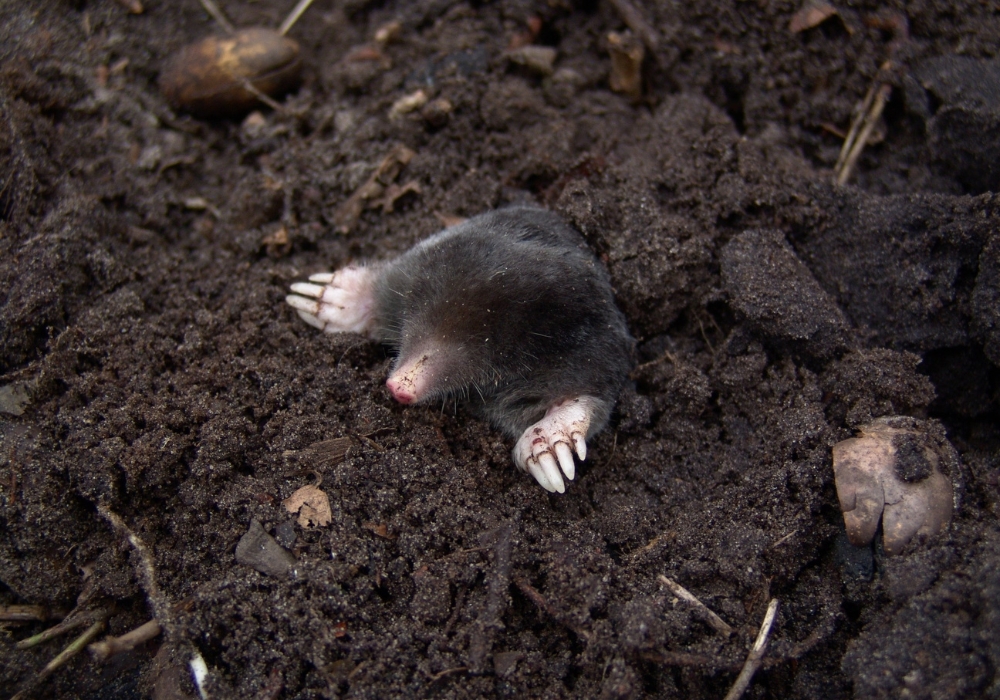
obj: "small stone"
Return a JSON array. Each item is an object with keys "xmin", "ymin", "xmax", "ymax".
[
  {"xmin": 833, "ymin": 417, "xmax": 957, "ymax": 555},
  {"xmin": 274, "ymin": 519, "xmax": 297, "ymax": 549},
  {"xmin": 374, "ymin": 20, "xmax": 402, "ymax": 45},
  {"xmin": 506, "ymin": 45, "xmax": 557, "ymax": 76},
  {"xmin": 421, "ymin": 98, "xmax": 453, "ymax": 128},
  {"xmin": 389, "ymin": 89, "xmax": 428, "ymax": 120},
  {"xmin": 235, "ymin": 519, "xmax": 296, "ymax": 577}
]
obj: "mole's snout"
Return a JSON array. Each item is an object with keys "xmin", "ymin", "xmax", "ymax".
[
  {"xmin": 386, "ymin": 376, "xmax": 417, "ymax": 404},
  {"xmin": 386, "ymin": 351, "xmax": 436, "ymax": 404}
]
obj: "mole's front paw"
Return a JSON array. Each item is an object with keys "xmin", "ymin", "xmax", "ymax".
[
  {"xmin": 513, "ymin": 397, "xmax": 597, "ymax": 494},
  {"xmin": 286, "ymin": 266, "xmax": 377, "ymax": 336}
]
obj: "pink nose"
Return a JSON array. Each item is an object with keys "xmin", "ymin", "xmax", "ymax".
[{"xmin": 386, "ymin": 377, "xmax": 416, "ymax": 404}]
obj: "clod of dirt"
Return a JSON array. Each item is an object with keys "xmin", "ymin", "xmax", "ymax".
[
  {"xmin": 832, "ymin": 416, "xmax": 957, "ymax": 555},
  {"xmin": 721, "ymin": 229, "xmax": 850, "ymax": 359},
  {"xmin": 283, "ymin": 484, "xmax": 332, "ymax": 527},
  {"xmin": 909, "ymin": 56, "xmax": 1000, "ymax": 193},
  {"xmin": 972, "ymin": 234, "xmax": 1000, "ymax": 367},
  {"xmin": 159, "ymin": 28, "xmax": 302, "ymax": 118},
  {"xmin": 791, "ymin": 191, "xmax": 992, "ymax": 354},
  {"xmin": 234, "ymin": 519, "xmax": 296, "ymax": 577}
]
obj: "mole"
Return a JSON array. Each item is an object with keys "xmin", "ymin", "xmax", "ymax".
[{"xmin": 285, "ymin": 206, "xmax": 634, "ymax": 493}]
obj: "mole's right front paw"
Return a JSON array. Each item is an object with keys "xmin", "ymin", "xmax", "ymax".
[
  {"xmin": 513, "ymin": 397, "xmax": 597, "ymax": 494},
  {"xmin": 286, "ymin": 266, "xmax": 377, "ymax": 336}
]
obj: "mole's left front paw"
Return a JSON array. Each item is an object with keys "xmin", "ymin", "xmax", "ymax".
[
  {"xmin": 513, "ymin": 397, "xmax": 597, "ymax": 493},
  {"xmin": 286, "ymin": 266, "xmax": 377, "ymax": 336}
]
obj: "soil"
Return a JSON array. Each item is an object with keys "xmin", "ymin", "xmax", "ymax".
[{"xmin": 1, "ymin": 1, "xmax": 999, "ymax": 698}]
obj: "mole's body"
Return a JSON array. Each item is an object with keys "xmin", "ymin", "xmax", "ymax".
[{"xmin": 286, "ymin": 207, "xmax": 634, "ymax": 493}]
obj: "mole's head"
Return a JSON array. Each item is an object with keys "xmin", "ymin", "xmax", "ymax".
[
  {"xmin": 384, "ymin": 328, "xmax": 482, "ymax": 406},
  {"xmin": 383, "ymin": 302, "xmax": 512, "ymax": 405}
]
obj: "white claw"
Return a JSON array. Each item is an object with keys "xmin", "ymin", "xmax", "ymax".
[
  {"xmin": 538, "ymin": 452, "xmax": 566, "ymax": 493},
  {"xmin": 574, "ymin": 434, "xmax": 587, "ymax": 461},
  {"xmin": 308, "ymin": 272, "xmax": 336, "ymax": 283},
  {"xmin": 297, "ymin": 310, "xmax": 325, "ymax": 329},
  {"xmin": 555, "ymin": 442, "xmax": 576, "ymax": 481},
  {"xmin": 286, "ymin": 294, "xmax": 319, "ymax": 315},
  {"xmin": 289, "ymin": 281, "xmax": 326, "ymax": 298},
  {"xmin": 527, "ymin": 460, "xmax": 556, "ymax": 492}
]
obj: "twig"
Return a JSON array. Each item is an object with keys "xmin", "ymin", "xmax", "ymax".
[
  {"xmin": 278, "ymin": 0, "xmax": 318, "ymax": 36},
  {"xmin": 0, "ymin": 605, "xmax": 64, "ymax": 623},
  {"xmin": 15, "ymin": 611, "xmax": 99, "ymax": 649},
  {"xmin": 639, "ymin": 650, "xmax": 741, "ymax": 671},
  {"xmin": 11, "ymin": 617, "xmax": 108, "ymax": 700},
  {"xmin": 769, "ymin": 529, "xmax": 799, "ymax": 549},
  {"xmin": 197, "ymin": 0, "xmax": 235, "ymax": 34},
  {"xmin": 427, "ymin": 666, "xmax": 468, "ymax": 682},
  {"xmin": 633, "ymin": 348, "xmax": 677, "ymax": 374},
  {"xmin": 723, "ymin": 598, "xmax": 780, "ymax": 700},
  {"xmin": 658, "ymin": 575, "xmax": 733, "ymax": 637},
  {"xmin": 235, "ymin": 75, "xmax": 286, "ymax": 112},
  {"xmin": 833, "ymin": 68, "xmax": 891, "ymax": 186},
  {"xmin": 89, "ymin": 619, "xmax": 163, "ymax": 662},
  {"xmin": 607, "ymin": 0, "xmax": 661, "ymax": 55},
  {"xmin": 512, "ymin": 575, "xmax": 593, "ymax": 642},
  {"xmin": 97, "ymin": 505, "xmax": 172, "ymax": 627}
]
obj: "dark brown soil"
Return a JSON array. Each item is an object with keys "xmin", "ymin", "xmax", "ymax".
[{"xmin": 2, "ymin": 1, "xmax": 999, "ymax": 698}]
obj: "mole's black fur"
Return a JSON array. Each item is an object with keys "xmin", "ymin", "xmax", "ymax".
[{"xmin": 370, "ymin": 206, "xmax": 634, "ymax": 438}]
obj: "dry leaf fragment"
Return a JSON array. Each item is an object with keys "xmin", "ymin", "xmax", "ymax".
[
  {"xmin": 261, "ymin": 225, "xmax": 291, "ymax": 259},
  {"xmin": 333, "ymin": 145, "xmax": 417, "ymax": 233},
  {"xmin": 789, "ymin": 1, "xmax": 840, "ymax": 33},
  {"xmin": 374, "ymin": 180, "xmax": 421, "ymax": 214},
  {"xmin": 300, "ymin": 437, "xmax": 352, "ymax": 469},
  {"xmin": 362, "ymin": 522, "xmax": 395, "ymax": 539},
  {"xmin": 283, "ymin": 485, "xmax": 332, "ymax": 527}
]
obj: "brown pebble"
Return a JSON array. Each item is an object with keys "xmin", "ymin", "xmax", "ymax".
[
  {"xmin": 421, "ymin": 97, "xmax": 453, "ymax": 128},
  {"xmin": 159, "ymin": 28, "xmax": 302, "ymax": 118}
]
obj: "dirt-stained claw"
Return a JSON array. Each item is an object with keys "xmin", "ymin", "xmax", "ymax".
[
  {"xmin": 832, "ymin": 416, "xmax": 958, "ymax": 555},
  {"xmin": 538, "ymin": 452, "xmax": 566, "ymax": 493},
  {"xmin": 286, "ymin": 294, "xmax": 319, "ymax": 315},
  {"xmin": 289, "ymin": 281, "xmax": 325, "ymax": 298},
  {"xmin": 555, "ymin": 442, "xmax": 576, "ymax": 481},
  {"xmin": 526, "ymin": 459, "xmax": 555, "ymax": 492},
  {"xmin": 308, "ymin": 272, "xmax": 335, "ymax": 284}
]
